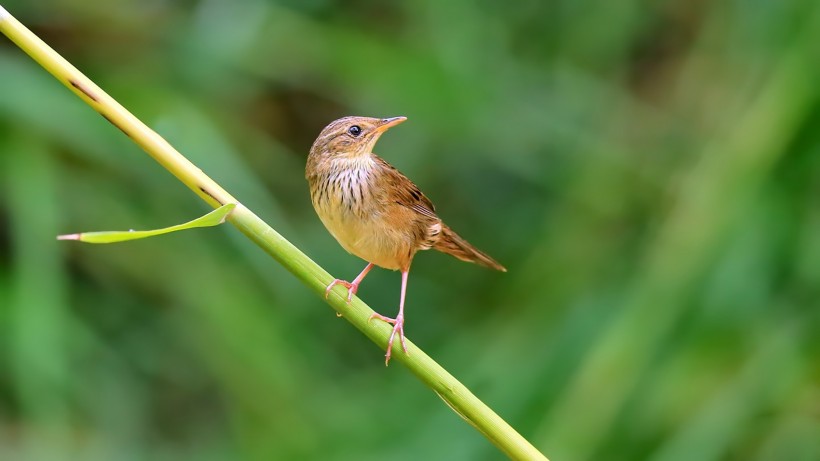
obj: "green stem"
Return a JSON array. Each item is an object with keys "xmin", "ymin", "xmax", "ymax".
[{"xmin": 0, "ymin": 6, "xmax": 548, "ymax": 460}]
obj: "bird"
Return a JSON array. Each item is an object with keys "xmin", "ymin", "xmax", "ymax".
[{"xmin": 306, "ymin": 116, "xmax": 506, "ymax": 365}]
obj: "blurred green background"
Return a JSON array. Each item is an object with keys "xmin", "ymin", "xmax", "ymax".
[{"xmin": 1, "ymin": 1, "xmax": 819, "ymax": 460}]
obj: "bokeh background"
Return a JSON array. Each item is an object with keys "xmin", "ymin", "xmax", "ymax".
[{"xmin": 1, "ymin": 1, "xmax": 819, "ymax": 460}]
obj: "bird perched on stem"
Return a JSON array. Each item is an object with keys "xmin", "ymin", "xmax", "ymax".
[{"xmin": 306, "ymin": 116, "xmax": 506, "ymax": 365}]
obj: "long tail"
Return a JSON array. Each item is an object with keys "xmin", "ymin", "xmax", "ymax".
[{"xmin": 433, "ymin": 225, "xmax": 507, "ymax": 272}]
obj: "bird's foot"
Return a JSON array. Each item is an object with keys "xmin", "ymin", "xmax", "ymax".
[
  {"xmin": 368, "ymin": 312, "xmax": 407, "ymax": 365},
  {"xmin": 325, "ymin": 279, "xmax": 359, "ymax": 302}
]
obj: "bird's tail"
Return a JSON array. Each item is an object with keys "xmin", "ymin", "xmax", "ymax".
[{"xmin": 434, "ymin": 225, "xmax": 507, "ymax": 272}]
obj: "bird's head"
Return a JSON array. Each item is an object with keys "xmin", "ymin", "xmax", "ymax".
[{"xmin": 310, "ymin": 116, "xmax": 407, "ymax": 159}]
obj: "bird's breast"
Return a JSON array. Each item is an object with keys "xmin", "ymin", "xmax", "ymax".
[{"xmin": 310, "ymin": 163, "xmax": 413, "ymax": 270}]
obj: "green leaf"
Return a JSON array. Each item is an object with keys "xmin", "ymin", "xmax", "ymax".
[{"xmin": 57, "ymin": 203, "xmax": 236, "ymax": 243}]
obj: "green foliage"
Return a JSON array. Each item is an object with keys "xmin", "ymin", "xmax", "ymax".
[
  {"xmin": 1, "ymin": 1, "xmax": 819, "ymax": 460},
  {"xmin": 58, "ymin": 204, "xmax": 236, "ymax": 243}
]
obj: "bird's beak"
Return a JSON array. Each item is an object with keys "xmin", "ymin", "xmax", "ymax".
[{"xmin": 375, "ymin": 116, "xmax": 407, "ymax": 133}]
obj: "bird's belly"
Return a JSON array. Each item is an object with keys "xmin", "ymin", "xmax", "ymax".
[{"xmin": 318, "ymin": 209, "xmax": 409, "ymax": 271}]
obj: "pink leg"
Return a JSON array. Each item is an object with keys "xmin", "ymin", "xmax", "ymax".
[
  {"xmin": 369, "ymin": 269, "xmax": 409, "ymax": 365},
  {"xmin": 325, "ymin": 263, "xmax": 374, "ymax": 302}
]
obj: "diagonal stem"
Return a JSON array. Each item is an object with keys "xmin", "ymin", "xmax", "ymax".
[{"xmin": 0, "ymin": 6, "xmax": 548, "ymax": 460}]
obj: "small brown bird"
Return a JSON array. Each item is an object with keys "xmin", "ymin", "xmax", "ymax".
[{"xmin": 306, "ymin": 116, "xmax": 506, "ymax": 364}]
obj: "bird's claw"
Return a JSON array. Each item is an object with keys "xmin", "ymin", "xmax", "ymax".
[
  {"xmin": 369, "ymin": 313, "xmax": 407, "ymax": 365},
  {"xmin": 325, "ymin": 279, "xmax": 357, "ymax": 302}
]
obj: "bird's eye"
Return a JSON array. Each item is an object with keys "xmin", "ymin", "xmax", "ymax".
[{"xmin": 348, "ymin": 125, "xmax": 362, "ymax": 137}]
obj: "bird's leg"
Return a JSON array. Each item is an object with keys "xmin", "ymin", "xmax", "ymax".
[
  {"xmin": 369, "ymin": 269, "xmax": 409, "ymax": 365},
  {"xmin": 325, "ymin": 263, "xmax": 374, "ymax": 302}
]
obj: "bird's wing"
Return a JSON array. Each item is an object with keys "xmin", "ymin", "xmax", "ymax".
[{"xmin": 372, "ymin": 155, "xmax": 438, "ymax": 219}]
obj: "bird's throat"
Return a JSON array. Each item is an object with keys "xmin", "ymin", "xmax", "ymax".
[{"xmin": 311, "ymin": 154, "xmax": 378, "ymax": 219}]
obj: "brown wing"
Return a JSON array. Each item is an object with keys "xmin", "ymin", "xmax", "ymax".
[
  {"xmin": 369, "ymin": 154, "xmax": 505, "ymax": 270},
  {"xmin": 372, "ymin": 155, "xmax": 438, "ymax": 220},
  {"xmin": 372, "ymin": 154, "xmax": 444, "ymax": 251}
]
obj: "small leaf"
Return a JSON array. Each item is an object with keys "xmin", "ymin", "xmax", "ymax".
[{"xmin": 58, "ymin": 203, "xmax": 236, "ymax": 243}]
